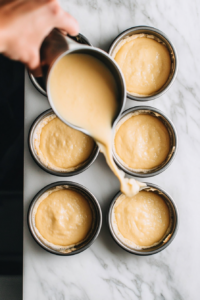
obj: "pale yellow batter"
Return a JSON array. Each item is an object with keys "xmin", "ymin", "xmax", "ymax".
[
  {"xmin": 49, "ymin": 53, "xmax": 145, "ymax": 197},
  {"xmin": 114, "ymin": 114, "xmax": 170, "ymax": 170},
  {"xmin": 114, "ymin": 34, "xmax": 171, "ymax": 95},
  {"xmin": 35, "ymin": 115, "xmax": 94, "ymax": 171},
  {"xmin": 113, "ymin": 191, "xmax": 170, "ymax": 247},
  {"xmin": 35, "ymin": 189, "xmax": 93, "ymax": 246}
]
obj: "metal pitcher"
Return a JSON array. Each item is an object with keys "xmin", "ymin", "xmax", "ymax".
[{"xmin": 32, "ymin": 29, "xmax": 126, "ymax": 136}]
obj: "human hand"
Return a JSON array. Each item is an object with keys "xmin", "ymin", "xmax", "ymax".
[{"xmin": 0, "ymin": 0, "xmax": 79, "ymax": 69}]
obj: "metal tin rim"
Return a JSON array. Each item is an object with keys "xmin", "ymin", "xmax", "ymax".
[
  {"xmin": 28, "ymin": 33, "xmax": 93, "ymax": 96},
  {"xmin": 28, "ymin": 109, "xmax": 99, "ymax": 176},
  {"xmin": 46, "ymin": 46, "xmax": 126, "ymax": 135},
  {"xmin": 108, "ymin": 183, "xmax": 179, "ymax": 256},
  {"xmin": 113, "ymin": 106, "xmax": 178, "ymax": 178},
  {"xmin": 108, "ymin": 25, "xmax": 179, "ymax": 101},
  {"xmin": 28, "ymin": 71, "xmax": 47, "ymax": 96},
  {"xmin": 28, "ymin": 181, "xmax": 102, "ymax": 256}
]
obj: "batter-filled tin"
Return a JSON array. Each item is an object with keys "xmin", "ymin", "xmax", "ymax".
[
  {"xmin": 28, "ymin": 181, "xmax": 102, "ymax": 255},
  {"xmin": 108, "ymin": 183, "xmax": 178, "ymax": 256},
  {"xmin": 28, "ymin": 109, "xmax": 99, "ymax": 176},
  {"xmin": 113, "ymin": 106, "xmax": 178, "ymax": 178},
  {"xmin": 109, "ymin": 26, "xmax": 178, "ymax": 101}
]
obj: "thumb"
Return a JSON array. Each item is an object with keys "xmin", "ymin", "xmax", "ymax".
[
  {"xmin": 55, "ymin": 11, "xmax": 79, "ymax": 36},
  {"xmin": 27, "ymin": 48, "xmax": 40, "ymax": 70}
]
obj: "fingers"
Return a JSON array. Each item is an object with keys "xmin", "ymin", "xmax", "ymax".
[
  {"xmin": 14, "ymin": 47, "xmax": 40, "ymax": 69},
  {"xmin": 57, "ymin": 11, "xmax": 79, "ymax": 36},
  {"xmin": 33, "ymin": 1, "xmax": 79, "ymax": 43},
  {"xmin": 50, "ymin": 3, "xmax": 79, "ymax": 36},
  {"xmin": 0, "ymin": 0, "xmax": 79, "ymax": 67},
  {"xmin": 5, "ymin": 48, "xmax": 40, "ymax": 69}
]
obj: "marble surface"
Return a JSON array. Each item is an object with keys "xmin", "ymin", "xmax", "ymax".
[{"xmin": 23, "ymin": 0, "xmax": 200, "ymax": 299}]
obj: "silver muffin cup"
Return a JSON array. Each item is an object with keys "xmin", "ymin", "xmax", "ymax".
[
  {"xmin": 109, "ymin": 26, "xmax": 178, "ymax": 101},
  {"xmin": 28, "ymin": 33, "xmax": 92, "ymax": 96},
  {"xmin": 108, "ymin": 183, "xmax": 179, "ymax": 256},
  {"xmin": 29, "ymin": 109, "xmax": 99, "ymax": 176},
  {"xmin": 113, "ymin": 106, "xmax": 178, "ymax": 178},
  {"xmin": 28, "ymin": 181, "xmax": 102, "ymax": 255}
]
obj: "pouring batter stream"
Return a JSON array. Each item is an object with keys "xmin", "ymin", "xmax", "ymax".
[{"xmin": 49, "ymin": 53, "xmax": 145, "ymax": 197}]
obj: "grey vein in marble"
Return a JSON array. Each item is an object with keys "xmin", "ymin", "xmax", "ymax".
[{"xmin": 24, "ymin": 0, "xmax": 200, "ymax": 299}]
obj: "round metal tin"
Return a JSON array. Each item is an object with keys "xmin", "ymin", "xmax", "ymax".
[
  {"xmin": 28, "ymin": 109, "xmax": 99, "ymax": 176},
  {"xmin": 108, "ymin": 183, "xmax": 179, "ymax": 256},
  {"xmin": 113, "ymin": 106, "xmax": 178, "ymax": 178},
  {"xmin": 108, "ymin": 26, "xmax": 178, "ymax": 101},
  {"xmin": 28, "ymin": 181, "xmax": 102, "ymax": 255}
]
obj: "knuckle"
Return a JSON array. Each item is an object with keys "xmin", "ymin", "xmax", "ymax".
[
  {"xmin": 49, "ymin": 1, "xmax": 61, "ymax": 16},
  {"xmin": 19, "ymin": 50, "xmax": 32, "ymax": 65},
  {"xmin": 18, "ymin": 49, "xmax": 28, "ymax": 61}
]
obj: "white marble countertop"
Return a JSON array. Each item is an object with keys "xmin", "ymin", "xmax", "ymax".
[{"xmin": 23, "ymin": 0, "xmax": 200, "ymax": 299}]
